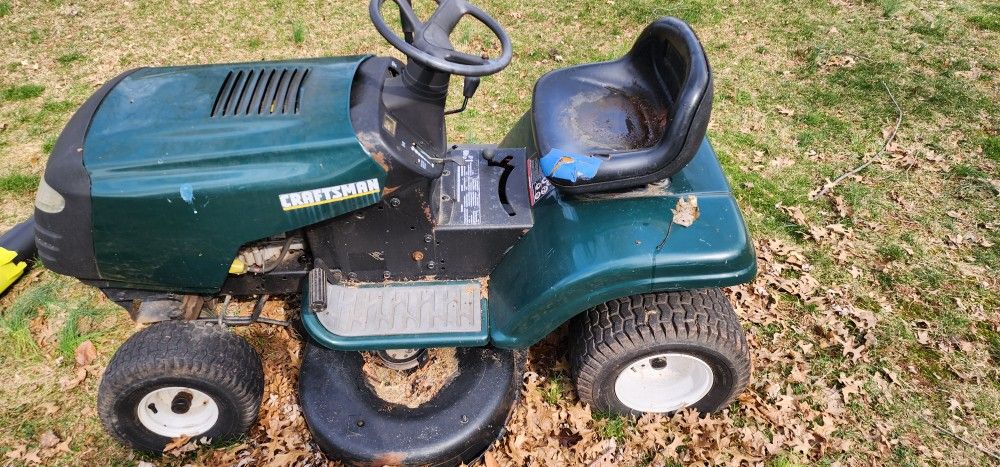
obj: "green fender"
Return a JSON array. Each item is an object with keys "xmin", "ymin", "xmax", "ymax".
[{"xmin": 487, "ymin": 139, "xmax": 756, "ymax": 348}]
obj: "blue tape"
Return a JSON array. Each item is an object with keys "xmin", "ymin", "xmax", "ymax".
[{"xmin": 539, "ymin": 149, "xmax": 602, "ymax": 183}]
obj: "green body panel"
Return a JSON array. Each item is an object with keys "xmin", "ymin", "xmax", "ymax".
[
  {"xmin": 488, "ymin": 139, "xmax": 756, "ymax": 348},
  {"xmin": 84, "ymin": 56, "xmax": 383, "ymax": 292},
  {"xmin": 298, "ymin": 138, "xmax": 755, "ymax": 351}
]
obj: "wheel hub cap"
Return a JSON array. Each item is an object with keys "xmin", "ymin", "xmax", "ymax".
[
  {"xmin": 137, "ymin": 387, "xmax": 219, "ymax": 438},
  {"xmin": 613, "ymin": 353, "xmax": 714, "ymax": 413}
]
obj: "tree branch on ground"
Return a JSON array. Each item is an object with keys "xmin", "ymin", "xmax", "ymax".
[
  {"xmin": 923, "ymin": 416, "xmax": 1000, "ymax": 462},
  {"xmin": 811, "ymin": 81, "xmax": 902, "ymax": 199}
]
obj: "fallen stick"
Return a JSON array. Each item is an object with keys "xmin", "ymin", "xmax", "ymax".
[
  {"xmin": 812, "ymin": 81, "xmax": 902, "ymax": 199},
  {"xmin": 922, "ymin": 416, "xmax": 1000, "ymax": 462}
]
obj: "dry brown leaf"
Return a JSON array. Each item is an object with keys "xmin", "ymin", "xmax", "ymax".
[
  {"xmin": 74, "ymin": 340, "xmax": 97, "ymax": 367},
  {"xmin": 824, "ymin": 54, "xmax": 856, "ymax": 69},
  {"xmin": 483, "ymin": 451, "xmax": 500, "ymax": 467},
  {"xmin": 916, "ymin": 330, "xmax": 931, "ymax": 345},
  {"xmin": 778, "ymin": 203, "xmax": 809, "ymax": 227},
  {"xmin": 39, "ymin": 402, "xmax": 59, "ymax": 416},
  {"xmin": 838, "ymin": 374, "xmax": 864, "ymax": 404},
  {"xmin": 361, "ymin": 348, "xmax": 457, "ymax": 408},
  {"xmin": 22, "ymin": 450, "xmax": 43, "ymax": 464},
  {"xmin": 59, "ymin": 367, "xmax": 87, "ymax": 391},
  {"xmin": 671, "ymin": 195, "xmax": 699, "ymax": 227},
  {"xmin": 39, "ymin": 431, "xmax": 60, "ymax": 450},
  {"xmin": 770, "ymin": 157, "xmax": 795, "ymax": 168},
  {"xmin": 829, "ymin": 194, "xmax": 852, "ymax": 218},
  {"xmin": 163, "ymin": 435, "xmax": 192, "ymax": 454},
  {"xmin": 54, "ymin": 437, "xmax": 72, "ymax": 454},
  {"xmin": 4, "ymin": 446, "xmax": 26, "ymax": 462},
  {"xmin": 988, "ymin": 179, "xmax": 1000, "ymax": 195}
]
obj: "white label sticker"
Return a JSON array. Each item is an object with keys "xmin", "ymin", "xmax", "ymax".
[
  {"xmin": 456, "ymin": 151, "xmax": 481, "ymax": 225},
  {"xmin": 278, "ymin": 178, "xmax": 380, "ymax": 211}
]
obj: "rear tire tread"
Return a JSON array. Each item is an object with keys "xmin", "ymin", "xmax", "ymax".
[{"xmin": 570, "ymin": 288, "xmax": 750, "ymax": 414}]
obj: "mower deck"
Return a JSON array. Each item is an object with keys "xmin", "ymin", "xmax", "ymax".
[{"xmin": 299, "ymin": 342, "xmax": 519, "ymax": 466}]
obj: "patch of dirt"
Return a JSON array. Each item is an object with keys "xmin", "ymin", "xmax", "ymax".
[{"xmin": 361, "ymin": 348, "xmax": 459, "ymax": 408}]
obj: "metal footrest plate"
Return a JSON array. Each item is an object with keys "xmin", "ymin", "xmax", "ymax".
[{"xmin": 313, "ymin": 280, "xmax": 484, "ymax": 337}]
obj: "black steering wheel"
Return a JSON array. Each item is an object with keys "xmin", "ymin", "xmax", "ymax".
[{"xmin": 369, "ymin": 0, "xmax": 513, "ymax": 77}]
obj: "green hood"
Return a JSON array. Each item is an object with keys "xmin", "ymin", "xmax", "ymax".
[{"xmin": 83, "ymin": 55, "xmax": 384, "ymax": 292}]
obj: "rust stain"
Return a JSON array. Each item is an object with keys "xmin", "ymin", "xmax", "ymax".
[
  {"xmin": 383, "ymin": 185, "xmax": 399, "ymax": 196},
  {"xmin": 566, "ymin": 89, "xmax": 668, "ymax": 152},
  {"xmin": 370, "ymin": 452, "xmax": 407, "ymax": 466},
  {"xmin": 371, "ymin": 151, "xmax": 391, "ymax": 172},
  {"xmin": 421, "ymin": 200, "xmax": 433, "ymax": 224}
]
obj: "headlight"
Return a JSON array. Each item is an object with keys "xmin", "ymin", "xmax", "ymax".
[{"xmin": 34, "ymin": 177, "xmax": 66, "ymax": 213}]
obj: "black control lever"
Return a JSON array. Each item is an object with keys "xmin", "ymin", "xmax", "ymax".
[{"xmin": 444, "ymin": 76, "xmax": 481, "ymax": 115}]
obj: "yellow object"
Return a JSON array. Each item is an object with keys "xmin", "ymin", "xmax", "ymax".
[
  {"xmin": 229, "ymin": 258, "xmax": 248, "ymax": 275},
  {"xmin": 0, "ymin": 248, "xmax": 27, "ymax": 294}
]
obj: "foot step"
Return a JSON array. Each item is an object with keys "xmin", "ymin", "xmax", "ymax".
[{"xmin": 302, "ymin": 279, "xmax": 487, "ymax": 350}]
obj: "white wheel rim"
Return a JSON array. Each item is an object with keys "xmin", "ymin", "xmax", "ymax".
[
  {"xmin": 613, "ymin": 353, "xmax": 714, "ymax": 413},
  {"xmin": 136, "ymin": 387, "xmax": 219, "ymax": 438}
]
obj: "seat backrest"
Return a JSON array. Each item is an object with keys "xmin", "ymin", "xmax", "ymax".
[{"xmin": 536, "ymin": 17, "xmax": 713, "ymax": 194}]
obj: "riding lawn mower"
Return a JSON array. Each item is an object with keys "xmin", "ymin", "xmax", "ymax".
[{"xmin": 2, "ymin": 0, "xmax": 756, "ymax": 464}]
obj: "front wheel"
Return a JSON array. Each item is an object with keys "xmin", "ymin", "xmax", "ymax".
[
  {"xmin": 569, "ymin": 289, "xmax": 750, "ymax": 416},
  {"xmin": 97, "ymin": 321, "xmax": 264, "ymax": 453}
]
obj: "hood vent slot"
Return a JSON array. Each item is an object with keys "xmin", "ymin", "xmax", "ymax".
[{"xmin": 211, "ymin": 67, "xmax": 310, "ymax": 117}]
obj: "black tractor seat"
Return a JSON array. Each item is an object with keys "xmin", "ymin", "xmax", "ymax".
[{"xmin": 531, "ymin": 17, "xmax": 713, "ymax": 194}]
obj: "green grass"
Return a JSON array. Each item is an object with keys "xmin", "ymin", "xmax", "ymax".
[
  {"xmin": 0, "ymin": 173, "xmax": 40, "ymax": 194},
  {"xmin": 878, "ymin": 0, "xmax": 901, "ymax": 18},
  {"xmin": 797, "ymin": 111, "xmax": 850, "ymax": 148},
  {"xmin": 910, "ymin": 20, "xmax": 948, "ymax": 40},
  {"xmin": 0, "ymin": 2, "xmax": 10, "ymax": 17},
  {"xmin": 950, "ymin": 164, "xmax": 987, "ymax": 179},
  {"xmin": 968, "ymin": 6, "xmax": 1000, "ymax": 32},
  {"xmin": 539, "ymin": 373, "xmax": 568, "ymax": 405},
  {"xmin": 41, "ymin": 137, "xmax": 56, "ymax": 154},
  {"xmin": 56, "ymin": 303, "xmax": 115, "ymax": 361},
  {"xmin": 0, "ymin": 282, "xmax": 58, "ymax": 355},
  {"xmin": 978, "ymin": 322, "xmax": 1000, "ymax": 367},
  {"xmin": 983, "ymin": 136, "xmax": 1000, "ymax": 161},
  {"xmin": 876, "ymin": 243, "xmax": 907, "ymax": 262},
  {"xmin": 769, "ymin": 454, "xmax": 806, "ymax": 467},
  {"xmin": 612, "ymin": 0, "xmax": 722, "ymax": 25},
  {"xmin": 42, "ymin": 100, "xmax": 76, "ymax": 113},
  {"xmin": 594, "ymin": 412, "xmax": 634, "ymax": 443},
  {"xmin": 292, "ymin": 21, "xmax": 306, "ymax": 44},
  {"xmin": 56, "ymin": 51, "xmax": 85, "ymax": 65},
  {"xmin": 1, "ymin": 84, "xmax": 44, "ymax": 101}
]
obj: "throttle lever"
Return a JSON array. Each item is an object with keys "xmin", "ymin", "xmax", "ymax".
[{"xmin": 444, "ymin": 76, "xmax": 481, "ymax": 115}]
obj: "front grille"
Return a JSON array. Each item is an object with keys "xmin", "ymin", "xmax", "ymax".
[
  {"xmin": 211, "ymin": 67, "xmax": 310, "ymax": 117},
  {"xmin": 34, "ymin": 222, "xmax": 63, "ymax": 264}
]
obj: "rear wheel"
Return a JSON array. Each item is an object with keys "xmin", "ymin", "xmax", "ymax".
[
  {"xmin": 97, "ymin": 321, "xmax": 264, "ymax": 453},
  {"xmin": 569, "ymin": 288, "xmax": 750, "ymax": 416}
]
